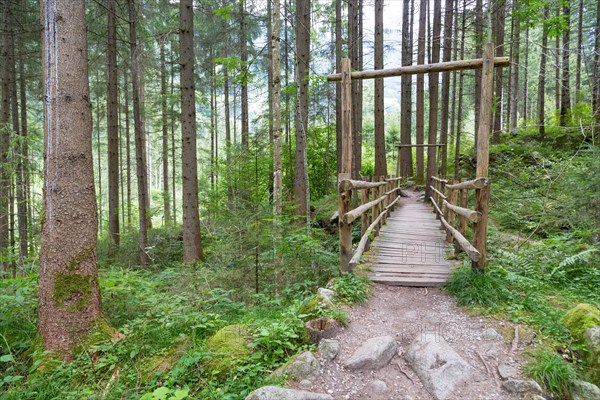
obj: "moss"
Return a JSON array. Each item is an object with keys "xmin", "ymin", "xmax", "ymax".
[
  {"xmin": 66, "ymin": 244, "xmax": 95, "ymax": 271},
  {"xmin": 206, "ymin": 324, "xmax": 251, "ymax": 377},
  {"xmin": 53, "ymin": 272, "xmax": 93, "ymax": 312},
  {"xmin": 298, "ymin": 296, "xmax": 334, "ymax": 321},
  {"xmin": 561, "ymin": 303, "xmax": 600, "ymax": 342},
  {"xmin": 74, "ymin": 317, "xmax": 115, "ymax": 353}
]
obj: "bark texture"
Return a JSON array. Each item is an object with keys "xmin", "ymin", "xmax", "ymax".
[
  {"xmin": 38, "ymin": 0, "xmax": 103, "ymax": 357},
  {"xmin": 107, "ymin": 0, "xmax": 120, "ymax": 249},
  {"xmin": 373, "ymin": 0, "xmax": 386, "ymax": 177}
]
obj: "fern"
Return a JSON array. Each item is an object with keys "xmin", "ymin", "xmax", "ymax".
[
  {"xmin": 496, "ymin": 249, "xmax": 537, "ymax": 277},
  {"xmin": 549, "ymin": 248, "xmax": 598, "ymax": 279}
]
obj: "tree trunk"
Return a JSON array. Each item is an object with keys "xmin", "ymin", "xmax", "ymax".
[
  {"xmin": 575, "ymin": 0, "xmax": 583, "ymax": 95},
  {"xmin": 594, "ymin": 0, "xmax": 600, "ymax": 130},
  {"xmin": 373, "ymin": 0, "xmax": 386, "ymax": 177},
  {"xmin": 426, "ymin": 0, "xmax": 441, "ymax": 199},
  {"xmin": 349, "ymin": 0, "xmax": 361, "ymax": 178},
  {"xmin": 107, "ymin": 0, "xmax": 120, "ymax": 250},
  {"xmin": 454, "ymin": 0, "xmax": 466, "ymax": 181},
  {"xmin": 17, "ymin": 32, "xmax": 28, "ymax": 261},
  {"xmin": 492, "ymin": 0, "xmax": 506, "ymax": 143},
  {"xmin": 439, "ymin": 0, "xmax": 453, "ymax": 178},
  {"xmin": 224, "ymin": 54, "xmax": 232, "ymax": 203},
  {"xmin": 124, "ymin": 70, "xmax": 132, "ymax": 227},
  {"xmin": 509, "ymin": 2, "xmax": 520, "ymax": 133},
  {"xmin": 400, "ymin": 0, "xmax": 413, "ymax": 178},
  {"xmin": 335, "ymin": 0, "xmax": 342, "ymax": 175},
  {"xmin": 473, "ymin": 0, "xmax": 483, "ymax": 139},
  {"xmin": 159, "ymin": 34, "xmax": 171, "ymax": 226},
  {"xmin": 272, "ymin": 0, "xmax": 282, "ymax": 215},
  {"xmin": 240, "ymin": 0, "xmax": 249, "ymax": 149},
  {"xmin": 559, "ymin": 0, "xmax": 571, "ymax": 126},
  {"xmin": 180, "ymin": 0, "xmax": 202, "ymax": 263},
  {"xmin": 538, "ymin": 6, "xmax": 549, "ymax": 138},
  {"xmin": 0, "ymin": 0, "xmax": 11, "ymax": 273},
  {"xmin": 416, "ymin": 0, "xmax": 426, "ymax": 184},
  {"xmin": 128, "ymin": 0, "xmax": 149, "ymax": 266},
  {"xmin": 38, "ymin": 0, "xmax": 103, "ymax": 358},
  {"xmin": 555, "ymin": 7, "xmax": 560, "ymax": 112},
  {"xmin": 522, "ymin": 24, "xmax": 529, "ymax": 123}
]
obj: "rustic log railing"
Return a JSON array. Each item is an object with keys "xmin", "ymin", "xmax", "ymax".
[
  {"xmin": 429, "ymin": 176, "xmax": 490, "ymax": 266},
  {"xmin": 339, "ymin": 175, "xmax": 403, "ymax": 271}
]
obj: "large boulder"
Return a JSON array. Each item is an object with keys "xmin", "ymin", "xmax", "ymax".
[
  {"xmin": 561, "ymin": 304, "xmax": 600, "ymax": 342},
  {"xmin": 272, "ymin": 351, "xmax": 320, "ymax": 381},
  {"xmin": 344, "ymin": 336, "xmax": 397, "ymax": 371},
  {"xmin": 245, "ymin": 386, "xmax": 333, "ymax": 400},
  {"xmin": 584, "ymin": 328, "xmax": 600, "ymax": 385},
  {"xmin": 406, "ymin": 335, "xmax": 474, "ymax": 400},
  {"xmin": 206, "ymin": 324, "xmax": 251, "ymax": 376},
  {"xmin": 501, "ymin": 379, "xmax": 543, "ymax": 395},
  {"xmin": 570, "ymin": 380, "xmax": 600, "ymax": 400}
]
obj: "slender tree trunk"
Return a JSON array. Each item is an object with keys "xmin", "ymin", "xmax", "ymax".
[
  {"xmin": 473, "ymin": 0, "xmax": 483, "ymax": 138},
  {"xmin": 128, "ymin": 0, "xmax": 149, "ymax": 266},
  {"xmin": 492, "ymin": 0, "xmax": 506, "ymax": 143},
  {"xmin": 159, "ymin": 35, "xmax": 171, "ymax": 226},
  {"xmin": 335, "ymin": 0, "xmax": 342, "ymax": 175},
  {"xmin": 294, "ymin": 0, "xmax": 310, "ymax": 216},
  {"xmin": 17, "ymin": 32, "xmax": 28, "ymax": 261},
  {"xmin": 559, "ymin": 0, "xmax": 571, "ymax": 126},
  {"xmin": 449, "ymin": 0, "xmax": 459, "ymax": 148},
  {"xmin": 522, "ymin": 24, "xmax": 529, "ymax": 123},
  {"xmin": 594, "ymin": 0, "xmax": 600, "ymax": 130},
  {"xmin": 400, "ymin": 0, "xmax": 413, "ymax": 178},
  {"xmin": 349, "ymin": 0, "xmax": 360, "ymax": 178},
  {"xmin": 509, "ymin": 2, "xmax": 520, "ymax": 133},
  {"xmin": 454, "ymin": 0, "xmax": 466, "ymax": 181},
  {"xmin": 224, "ymin": 55, "xmax": 232, "ymax": 203},
  {"xmin": 210, "ymin": 52, "xmax": 215, "ymax": 191},
  {"xmin": 124, "ymin": 70, "xmax": 132, "ymax": 227},
  {"xmin": 240, "ymin": 0, "xmax": 249, "ymax": 149},
  {"xmin": 439, "ymin": 0, "xmax": 453, "ymax": 178},
  {"xmin": 0, "ymin": 0, "xmax": 11, "ymax": 273},
  {"xmin": 538, "ymin": 6, "xmax": 549, "ymax": 138},
  {"xmin": 373, "ymin": 0, "xmax": 386, "ymax": 176},
  {"xmin": 416, "ymin": 0, "xmax": 426, "ymax": 184},
  {"xmin": 170, "ymin": 45, "xmax": 177, "ymax": 224},
  {"xmin": 39, "ymin": 0, "xmax": 103, "ymax": 357},
  {"xmin": 272, "ymin": 0, "xmax": 282, "ymax": 215},
  {"xmin": 180, "ymin": 0, "xmax": 202, "ymax": 263},
  {"xmin": 426, "ymin": 0, "xmax": 441, "ymax": 199},
  {"xmin": 107, "ymin": 0, "xmax": 120, "ymax": 250},
  {"xmin": 555, "ymin": 7, "xmax": 561, "ymax": 112},
  {"xmin": 575, "ymin": 0, "xmax": 583, "ymax": 96},
  {"xmin": 8, "ymin": 16, "xmax": 17, "ymax": 276}
]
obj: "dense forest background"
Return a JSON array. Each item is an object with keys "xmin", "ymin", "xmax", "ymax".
[{"xmin": 0, "ymin": 0, "xmax": 599, "ymax": 398}]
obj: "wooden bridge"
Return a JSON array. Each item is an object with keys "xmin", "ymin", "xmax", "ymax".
[{"xmin": 328, "ymin": 43, "xmax": 508, "ymax": 286}]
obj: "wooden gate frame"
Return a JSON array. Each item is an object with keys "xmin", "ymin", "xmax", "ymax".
[{"xmin": 328, "ymin": 43, "xmax": 508, "ymax": 272}]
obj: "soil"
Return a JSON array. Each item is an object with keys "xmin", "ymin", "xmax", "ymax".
[{"xmin": 292, "ymin": 284, "xmax": 530, "ymax": 400}]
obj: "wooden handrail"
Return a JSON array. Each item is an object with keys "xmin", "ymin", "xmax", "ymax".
[
  {"xmin": 439, "ymin": 215, "xmax": 482, "ymax": 261},
  {"xmin": 339, "ymin": 179, "xmax": 387, "ymax": 191},
  {"xmin": 342, "ymin": 194, "xmax": 387, "ymax": 225},
  {"xmin": 445, "ymin": 177, "xmax": 488, "ymax": 190},
  {"xmin": 385, "ymin": 176, "xmax": 403, "ymax": 182},
  {"xmin": 443, "ymin": 200, "xmax": 481, "ymax": 223},
  {"xmin": 431, "ymin": 176, "xmax": 448, "ymax": 183},
  {"xmin": 431, "ymin": 186, "xmax": 447, "ymax": 200}
]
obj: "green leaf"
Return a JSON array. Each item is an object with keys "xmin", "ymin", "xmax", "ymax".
[
  {"xmin": 0, "ymin": 355, "xmax": 13, "ymax": 362},
  {"xmin": 170, "ymin": 389, "xmax": 189, "ymax": 400},
  {"xmin": 153, "ymin": 386, "xmax": 170, "ymax": 400}
]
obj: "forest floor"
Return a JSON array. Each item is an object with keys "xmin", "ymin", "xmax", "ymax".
[{"xmin": 293, "ymin": 283, "xmax": 530, "ymax": 399}]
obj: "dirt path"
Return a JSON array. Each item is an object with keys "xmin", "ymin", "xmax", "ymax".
[{"xmin": 292, "ymin": 284, "xmax": 529, "ymax": 399}]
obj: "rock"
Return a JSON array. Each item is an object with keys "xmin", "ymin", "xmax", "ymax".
[
  {"xmin": 273, "ymin": 351, "xmax": 320, "ymax": 381},
  {"xmin": 482, "ymin": 328, "xmax": 502, "ymax": 341},
  {"xmin": 497, "ymin": 364, "xmax": 518, "ymax": 380},
  {"xmin": 528, "ymin": 396, "xmax": 546, "ymax": 400},
  {"xmin": 299, "ymin": 380, "xmax": 312, "ymax": 389},
  {"xmin": 571, "ymin": 380, "xmax": 600, "ymax": 400},
  {"xmin": 561, "ymin": 304, "xmax": 600, "ymax": 342},
  {"xmin": 344, "ymin": 336, "xmax": 397, "ymax": 371},
  {"xmin": 501, "ymin": 379, "xmax": 543, "ymax": 394},
  {"xmin": 206, "ymin": 324, "xmax": 251, "ymax": 376},
  {"xmin": 405, "ymin": 335, "xmax": 474, "ymax": 400},
  {"xmin": 584, "ymin": 328, "xmax": 600, "ymax": 384},
  {"xmin": 364, "ymin": 380, "xmax": 387, "ymax": 395},
  {"xmin": 245, "ymin": 386, "xmax": 333, "ymax": 400},
  {"xmin": 298, "ymin": 296, "xmax": 334, "ymax": 321},
  {"xmin": 318, "ymin": 339, "xmax": 340, "ymax": 361},
  {"xmin": 317, "ymin": 288, "xmax": 337, "ymax": 303}
]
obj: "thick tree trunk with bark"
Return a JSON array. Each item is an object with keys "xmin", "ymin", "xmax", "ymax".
[
  {"xmin": 38, "ymin": 0, "xmax": 103, "ymax": 358},
  {"xmin": 272, "ymin": 0, "xmax": 282, "ymax": 215},
  {"xmin": 128, "ymin": 0, "xmax": 149, "ymax": 266},
  {"xmin": 0, "ymin": 0, "xmax": 10, "ymax": 273},
  {"xmin": 335, "ymin": 0, "xmax": 342, "ymax": 175},
  {"xmin": 373, "ymin": 0, "xmax": 386, "ymax": 177},
  {"xmin": 160, "ymin": 34, "xmax": 171, "ymax": 226},
  {"xmin": 400, "ymin": 0, "xmax": 413, "ymax": 178},
  {"xmin": 426, "ymin": 0, "xmax": 441, "ymax": 199},
  {"xmin": 473, "ymin": 0, "xmax": 483, "ymax": 138},
  {"xmin": 454, "ymin": 0, "xmax": 466, "ymax": 181},
  {"xmin": 17, "ymin": 33, "xmax": 28, "ymax": 261},
  {"xmin": 439, "ymin": 0, "xmax": 453, "ymax": 178},
  {"xmin": 294, "ymin": 0, "xmax": 310, "ymax": 216},
  {"xmin": 509, "ymin": 3, "xmax": 520, "ymax": 133},
  {"xmin": 180, "ymin": 0, "xmax": 202, "ymax": 263},
  {"xmin": 107, "ymin": 0, "xmax": 120, "ymax": 250},
  {"xmin": 492, "ymin": 0, "xmax": 506, "ymax": 143},
  {"xmin": 416, "ymin": 0, "xmax": 426, "ymax": 184}
]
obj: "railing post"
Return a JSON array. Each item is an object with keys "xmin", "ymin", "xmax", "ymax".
[
  {"xmin": 473, "ymin": 43, "xmax": 494, "ymax": 270},
  {"xmin": 339, "ymin": 58, "xmax": 353, "ymax": 273},
  {"xmin": 459, "ymin": 186, "xmax": 468, "ymax": 237},
  {"xmin": 360, "ymin": 176, "xmax": 370, "ymax": 239},
  {"xmin": 446, "ymin": 186, "xmax": 456, "ymax": 243}
]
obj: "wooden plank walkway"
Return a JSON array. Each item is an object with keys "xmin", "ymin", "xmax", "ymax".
[{"xmin": 368, "ymin": 195, "xmax": 451, "ymax": 286}]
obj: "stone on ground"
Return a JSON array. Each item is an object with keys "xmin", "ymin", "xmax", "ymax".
[
  {"xmin": 501, "ymin": 379, "xmax": 543, "ymax": 394},
  {"xmin": 364, "ymin": 380, "xmax": 388, "ymax": 395},
  {"xmin": 571, "ymin": 380, "xmax": 600, "ymax": 400},
  {"xmin": 317, "ymin": 339, "xmax": 340, "ymax": 361},
  {"xmin": 317, "ymin": 288, "xmax": 337, "ymax": 304},
  {"xmin": 406, "ymin": 335, "xmax": 474, "ymax": 400},
  {"xmin": 273, "ymin": 351, "xmax": 320, "ymax": 381},
  {"xmin": 497, "ymin": 363, "xmax": 518, "ymax": 380},
  {"xmin": 482, "ymin": 328, "xmax": 503, "ymax": 341},
  {"xmin": 245, "ymin": 386, "xmax": 333, "ymax": 400},
  {"xmin": 344, "ymin": 335, "xmax": 397, "ymax": 371},
  {"xmin": 584, "ymin": 328, "xmax": 600, "ymax": 385}
]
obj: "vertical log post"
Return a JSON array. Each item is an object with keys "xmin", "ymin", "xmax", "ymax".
[
  {"xmin": 473, "ymin": 43, "xmax": 494, "ymax": 270},
  {"xmin": 339, "ymin": 58, "xmax": 353, "ymax": 272},
  {"xmin": 459, "ymin": 186, "xmax": 468, "ymax": 235},
  {"xmin": 361, "ymin": 176, "xmax": 370, "ymax": 238},
  {"xmin": 446, "ymin": 186, "xmax": 457, "ymax": 243}
]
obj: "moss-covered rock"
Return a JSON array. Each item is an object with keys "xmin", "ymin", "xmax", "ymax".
[
  {"xmin": 584, "ymin": 328, "xmax": 600, "ymax": 386},
  {"xmin": 298, "ymin": 295, "xmax": 333, "ymax": 322},
  {"xmin": 206, "ymin": 324, "xmax": 251, "ymax": 376},
  {"xmin": 561, "ymin": 304, "xmax": 600, "ymax": 342}
]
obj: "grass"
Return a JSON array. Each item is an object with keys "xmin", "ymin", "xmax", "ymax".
[{"xmin": 524, "ymin": 350, "xmax": 577, "ymax": 397}]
